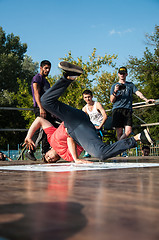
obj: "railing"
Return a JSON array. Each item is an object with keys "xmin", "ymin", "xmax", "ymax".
[
  {"xmin": 127, "ymin": 143, "xmax": 159, "ymax": 157},
  {"xmin": 0, "ymin": 100, "xmax": 159, "ymax": 132},
  {"xmin": 0, "ymin": 100, "xmax": 159, "ymax": 159},
  {"xmin": 0, "ymin": 107, "xmax": 33, "ymax": 132}
]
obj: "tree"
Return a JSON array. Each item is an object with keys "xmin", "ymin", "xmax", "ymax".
[
  {"xmin": 21, "ymin": 55, "xmax": 38, "ymax": 89},
  {"xmin": 0, "ymin": 90, "xmax": 27, "ymax": 149},
  {"xmin": 0, "ymin": 26, "xmax": 27, "ymax": 92},
  {"xmin": 93, "ymin": 71, "xmax": 117, "ymax": 111},
  {"xmin": 0, "ymin": 27, "xmax": 38, "ymax": 149},
  {"xmin": 58, "ymin": 48, "xmax": 117, "ymax": 109},
  {"xmin": 15, "ymin": 48, "xmax": 117, "ymax": 129},
  {"xmin": 127, "ymin": 25, "xmax": 159, "ymax": 140}
]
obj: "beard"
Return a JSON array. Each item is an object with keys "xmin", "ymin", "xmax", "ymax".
[{"xmin": 42, "ymin": 70, "xmax": 49, "ymax": 77}]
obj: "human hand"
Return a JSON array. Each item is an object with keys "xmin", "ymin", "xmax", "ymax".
[
  {"xmin": 22, "ymin": 138, "xmax": 35, "ymax": 151},
  {"xmin": 146, "ymin": 99, "xmax": 156, "ymax": 104},
  {"xmin": 114, "ymin": 84, "xmax": 119, "ymax": 92},
  {"xmin": 95, "ymin": 125, "xmax": 100, "ymax": 130},
  {"xmin": 40, "ymin": 108, "xmax": 46, "ymax": 118},
  {"xmin": 74, "ymin": 159, "xmax": 92, "ymax": 164}
]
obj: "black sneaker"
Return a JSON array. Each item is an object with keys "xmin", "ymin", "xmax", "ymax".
[
  {"xmin": 25, "ymin": 150, "xmax": 37, "ymax": 161},
  {"xmin": 140, "ymin": 129, "xmax": 154, "ymax": 145},
  {"xmin": 58, "ymin": 61, "xmax": 84, "ymax": 76}
]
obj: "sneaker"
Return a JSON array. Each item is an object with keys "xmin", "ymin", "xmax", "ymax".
[
  {"xmin": 25, "ymin": 150, "xmax": 37, "ymax": 161},
  {"xmin": 58, "ymin": 61, "xmax": 84, "ymax": 76},
  {"xmin": 122, "ymin": 151, "xmax": 128, "ymax": 157},
  {"xmin": 140, "ymin": 129, "xmax": 154, "ymax": 145},
  {"xmin": 83, "ymin": 153, "xmax": 91, "ymax": 158}
]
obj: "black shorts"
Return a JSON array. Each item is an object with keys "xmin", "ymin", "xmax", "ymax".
[{"xmin": 112, "ymin": 108, "xmax": 132, "ymax": 128}]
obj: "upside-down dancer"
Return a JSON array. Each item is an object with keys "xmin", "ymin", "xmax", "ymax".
[{"xmin": 24, "ymin": 62, "xmax": 154, "ymax": 163}]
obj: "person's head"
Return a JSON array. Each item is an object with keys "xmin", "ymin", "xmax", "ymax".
[
  {"xmin": 82, "ymin": 90, "xmax": 93, "ymax": 104},
  {"xmin": 44, "ymin": 148, "xmax": 60, "ymax": 163},
  {"xmin": 142, "ymin": 145, "xmax": 150, "ymax": 156},
  {"xmin": 118, "ymin": 67, "xmax": 128, "ymax": 82},
  {"xmin": 0, "ymin": 152, "xmax": 5, "ymax": 160},
  {"xmin": 0, "ymin": 152, "xmax": 3, "ymax": 160},
  {"xmin": 40, "ymin": 60, "xmax": 51, "ymax": 77}
]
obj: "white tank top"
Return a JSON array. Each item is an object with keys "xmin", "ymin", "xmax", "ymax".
[{"xmin": 86, "ymin": 102, "xmax": 103, "ymax": 126}]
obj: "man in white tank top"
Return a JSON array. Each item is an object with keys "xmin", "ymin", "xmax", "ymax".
[{"xmin": 82, "ymin": 90, "xmax": 107, "ymax": 157}]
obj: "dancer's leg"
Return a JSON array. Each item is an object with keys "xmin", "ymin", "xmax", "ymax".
[
  {"xmin": 41, "ymin": 77, "xmax": 89, "ymax": 133},
  {"xmin": 72, "ymin": 123, "xmax": 137, "ymax": 160}
]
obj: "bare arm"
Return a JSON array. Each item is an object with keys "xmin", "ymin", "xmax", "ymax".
[
  {"xmin": 67, "ymin": 136, "xmax": 92, "ymax": 164},
  {"xmin": 4, "ymin": 154, "xmax": 12, "ymax": 161},
  {"xmin": 135, "ymin": 90, "xmax": 155, "ymax": 103},
  {"xmin": 23, "ymin": 117, "xmax": 53, "ymax": 150},
  {"xmin": 96, "ymin": 102, "xmax": 107, "ymax": 129},
  {"xmin": 110, "ymin": 84, "xmax": 120, "ymax": 103},
  {"xmin": 67, "ymin": 136, "xmax": 79, "ymax": 162},
  {"xmin": 82, "ymin": 105, "xmax": 88, "ymax": 114},
  {"xmin": 33, "ymin": 83, "xmax": 47, "ymax": 118}
]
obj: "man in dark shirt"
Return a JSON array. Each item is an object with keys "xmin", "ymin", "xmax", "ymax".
[
  {"xmin": 25, "ymin": 60, "xmax": 61, "ymax": 161},
  {"xmin": 110, "ymin": 67, "xmax": 155, "ymax": 141},
  {"xmin": 24, "ymin": 61, "xmax": 154, "ymax": 163}
]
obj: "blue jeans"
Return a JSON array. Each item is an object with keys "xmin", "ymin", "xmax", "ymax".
[{"xmin": 41, "ymin": 77, "xmax": 137, "ymax": 160}]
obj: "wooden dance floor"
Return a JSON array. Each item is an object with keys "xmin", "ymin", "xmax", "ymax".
[{"xmin": 0, "ymin": 156, "xmax": 159, "ymax": 240}]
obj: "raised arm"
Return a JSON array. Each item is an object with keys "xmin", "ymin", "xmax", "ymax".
[
  {"xmin": 23, "ymin": 117, "xmax": 53, "ymax": 150},
  {"xmin": 110, "ymin": 84, "xmax": 120, "ymax": 103}
]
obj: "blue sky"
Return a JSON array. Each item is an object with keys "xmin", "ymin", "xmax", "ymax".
[{"xmin": 0, "ymin": 0, "xmax": 158, "ymax": 77}]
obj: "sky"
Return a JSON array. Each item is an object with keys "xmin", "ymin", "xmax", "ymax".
[{"xmin": 0, "ymin": 0, "xmax": 159, "ymax": 77}]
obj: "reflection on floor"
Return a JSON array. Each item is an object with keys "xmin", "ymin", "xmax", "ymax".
[{"xmin": 0, "ymin": 157, "xmax": 159, "ymax": 240}]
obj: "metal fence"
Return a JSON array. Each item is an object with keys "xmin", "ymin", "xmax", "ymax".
[
  {"xmin": 127, "ymin": 143, "xmax": 159, "ymax": 157},
  {"xmin": 0, "ymin": 146, "xmax": 42, "ymax": 160}
]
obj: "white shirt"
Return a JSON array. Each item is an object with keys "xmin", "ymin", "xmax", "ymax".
[{"xmin": 86, "ymin": 102, "xmax": 103, "ymax": 126}]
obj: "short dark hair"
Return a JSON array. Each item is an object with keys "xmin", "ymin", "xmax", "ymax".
[
  {"xmin": 142, "ymin": 146, "xmax": 150, "ymax": 151},
  {"xmin": 82, "ymin": 89, "xmax": 93, "ymax": 96},
  {"xmin": 40, "ymin": 60, "xmax": 51, "ymax": 68}
]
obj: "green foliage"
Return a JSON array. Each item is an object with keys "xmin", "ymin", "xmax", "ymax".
[
  {"xmin": 58, "ymin": 48, "xmax": 117, "ymax": 109},
  {"xmin": 0, "ymin": 26, "xmax": 38, "ymax": 148},
  {"xmin": 127, "ymin": 25, "xmax": 159, "ymax": 99},
  {"xmin": 127, "ymin": 25, "xmax": 159, "ymax": 140},
  {"xmin": 0, "ymin": 89, "xmax": 27, "ymax": 149},
  {"xmin": 0, "ymin": 90, "xmax": 14, "ymax": 105},
  {"xmin": 0, "ymin": 27, "xmax": 27, "ymax": 92},
  {"xmin": 14, "ymin": 78, "xmax": 35, "ymax": 127},
  {"xmin": 1, "ymin": 24, "xmax": 159, "ymax": 147},
  {"xmin": 21, "ymin": 55, "xmax": 39, "ymax": 88},
  {"xmin": 0, "ymin": 26, "xmax": 38, "ymax": 93},
  {"xmin": 93, "ymin": 71, "xmax": 117, "ymax": 111}
]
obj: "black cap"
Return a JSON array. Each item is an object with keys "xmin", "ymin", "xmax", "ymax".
[{"xmin": 118, "ymin": 67, "xmax": 127, "ymax": 74}]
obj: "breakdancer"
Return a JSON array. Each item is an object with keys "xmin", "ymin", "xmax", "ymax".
[{"xmin": 24, "ymin": 62, "xmax": 154, "ymax": 163}]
